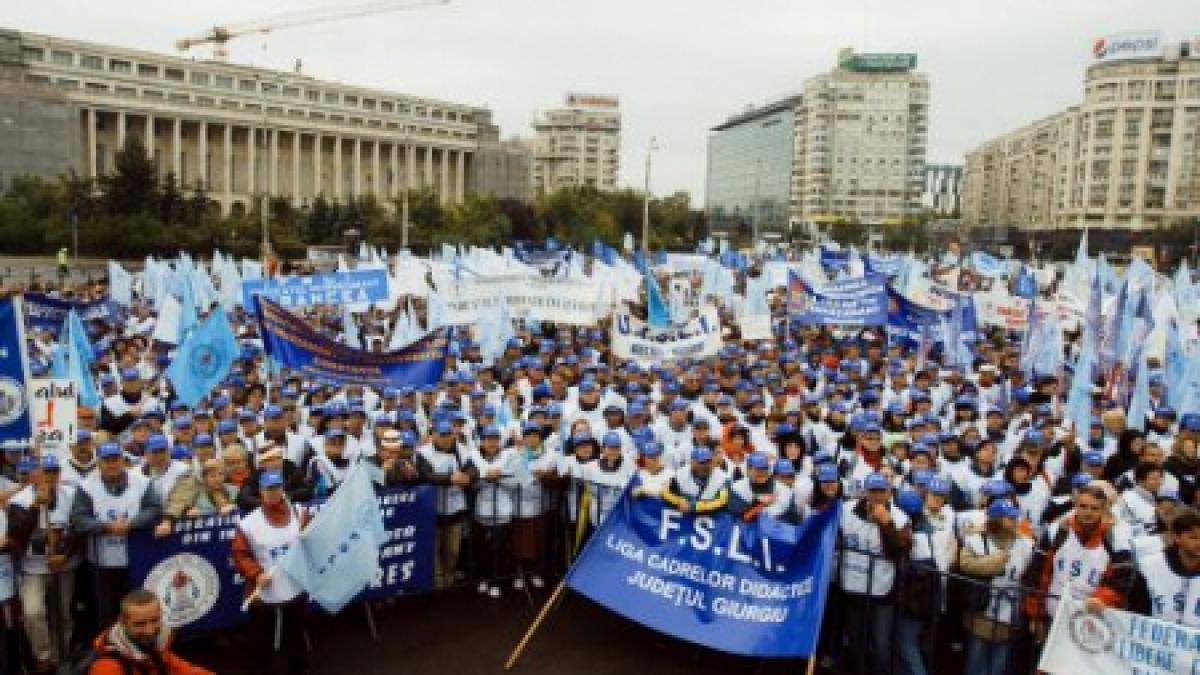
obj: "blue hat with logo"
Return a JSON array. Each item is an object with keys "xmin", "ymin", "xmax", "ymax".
[
  {"xmin": 928, "ymin": 477, "xmax": 952, "ymax": 496},
  {"xmin": 1083, "ymin": 451, "xmax": 1105, "ymax": 466},
  {"xmin": 987, "ymin": 500, "xmax": 1022, "ymax": 520},
  {"xmin": 601, "ymin": 431, "xmax": 621, "ymax": 448},
  {"xmin": 97, "ymin": 442, "xmax": 123, "ymax": 459},
  {"xmin": 432, "ymin": 419, "xmax": 454, "ymax": 435},
  {"xmin": 480, "ymin": 425, "xmax": 501, "ymax": 438},
  {"xmin": 691, "ymin": 447, "xmax": 713, "ymax": 463},
  {"xmin": 981, "ymin": 479, "xmax": 1015, "ymax": 497},
  {"xmin": 39, "ymin": 454, "xmax": 60, "ymax": 471},
  {"xmin": 259, "ymin": 471, "xmax": 284, "ymax": 488},
  {"xmin": 170, "ymin": 445, "xmax": 193, "ymax": 461},
  {"xmin": 746, "ymin": 453, "xmax": 770, "ymax": 471},
  {"xmin": 864, "ymin": 472, "xmax": 890, "ymax": 491},
  {"xmin": 264, "ymin": 405, "xmax": 284, "ymax": 419},
  {"xmin": 521, "ymin": 420, "xmax": 543, "ymax": 435},
  {"xmin": 910, "ymin": 469, "xmax": 933, "ymax": 487},
  {"xmin": 217, "ymin": 419, "xmax": 237, "ymax": 434},
  {"xmin": 897, "ymin": 489, "xmax": 924, "ymax": 516},
  {"xmin": 774, "ymin": 459, "xmax": 796, "ymax": 476},
  {"xmin": 638, "ymin": 441, "xmax": 663, "ymax": 457},
  {"xmin": 816, "ymin": 464, "xmax": 840, "ymax": 482},
  {"xmin": 146, "ymin": 434, "xmax": 169, "ymax": 452},
  {"xmin": 76, "ymin": 429, "xmax": 93, "ymax": 443},
  {"xmin": 324, "ymin": 428, "xmax": 346, "ymax": 439},
  {"xmin": 193, "ymin": 433, "xmax": 214, "ymax": 447},
  {"xmin": 399, "ymin": 430, "xmax": 418, "ymax": 446}
]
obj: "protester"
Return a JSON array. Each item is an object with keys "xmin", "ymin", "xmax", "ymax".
[{"xmin": 87, "ymin": 589, "xmax": 212, "ymax": 675}]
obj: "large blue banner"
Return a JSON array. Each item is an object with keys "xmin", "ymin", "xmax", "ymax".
[
  {"xmin": 565, "ymin": 488, "xmax": 839, "ymax": 658},
  {"xmin": 23, "ymin": 293, "xmax": 118, "ymax": 330},
  {"xmin": 887, "ymin": 286, "xmax": 948, "ymax": 345},
  {"xmin": 129, "ymin": 486, "xmax": 437, "ymax": 633},
  {"xmin": 255, "ymin": 296, "xmax": 447, "ymax": 388},
  {"xmin": 818, "ymin": 246, "xmax": 851, "ymax": 270},
  {"xmin": 787, "ymin": 272, "xmax": 888, "ymax": 326},
  {"xmin": 0, "ymin": 298, "xmax": 33, "ymax": 445},
  {"xmin": 242, "ymin": 269, "xmax": 390, "ymax": 309}
]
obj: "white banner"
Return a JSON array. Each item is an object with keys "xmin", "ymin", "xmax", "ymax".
[
  {"xmin": 438, "ymin": 276, "xmax": 610, "ymax": 326},
  {"xmin": 974, "ymin": 290, "xmax": 1082, "ymax": 333},
  {"xmin": 612, "ymin": 306, "xmax": 722, "ymax": 363},
  {"xmin": 1040, "ymin": 592, "xmax": 1199, "ymax": 674},
  {"xmin": 31, "ymin": 379, "xmax": 76, "ymax": 451},
  {"xmin": 738, "ymin": 314, "xmax": 773, "ymax": 341}
]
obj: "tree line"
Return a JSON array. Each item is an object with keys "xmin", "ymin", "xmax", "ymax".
[{"xmin": 0, "ymin": 138, "xmax": 705, "ymax": 260}]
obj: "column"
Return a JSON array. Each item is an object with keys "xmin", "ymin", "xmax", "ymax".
[
  {"xmin": 292, "ymin": 131, "xmax": 302, "ymax": 205},
  {"xmin": 455, "ymin": 149, "xmax": 466, "ymax": 203},
  {"xmin": 144, "ymin": 114, "xmax": 155, "ymax": 157},
  {"xmin": 390, "ymin": 143, "xmax": 400, "ymax": 199},
  {"xmin": 334, "ymin": 136, "xmax": 343, "ymax": 201},
  {"xmin": 424, "ymin": 145, "xmax": 433, "ymax": 189},
  {"xmin": 406, "ymin": 142, "xmax": 417, "ymax": 192},
  {"xmin": 439, "ymin": 147, "xmax": 450, "ymax": 204},
  {"xmin": 247, "ymin": 126, "xmax": 257, "ymax": 195},
  {"xmin": 269, "ymin": 128, "xmax": 280, "ymax": 196},
  {"xmin": 171, "ymin": 117, "xmax": 182, "ymax": 180},
  {"xmin": 352, "ymin": 137, "xmax": 362, "ymax": 197},
  {"xmin": 313, "ymin": 134, "xmax": 323, "ymax": 197},
  {"xmin": 223, "ymin": 124, "xmax": 233, "ymax": 196},
  {"xmin": 198, "ymin": 120, "xmax": 208, "ymax": 189},
  {"xmin": 116, "ymin": 111, "xmax": 127, "ymax": 150},
  {"xmin": 86, "ymin": 108, "xmax": 97, "ymax": 178},
  {"xmin": 372, "ymin": 140, "xmax": 381, "ymax": 198}
]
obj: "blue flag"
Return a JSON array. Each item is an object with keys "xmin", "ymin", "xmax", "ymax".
[
  {"xmin": 51, "ymin": 310, "xmax": 101, "ymax": 409},
  {"xmin": 0, "ymin": 298, "xmax": 33, "ymax": 444},
  {"xmin": 565, "ymin": 486, "xmax": 838, "ymax": 658},
  {"xmin": 1015, "ymin": 265, "xmax": 1038, "ymax": 299},
  {"xmin": 178, "ymin": 271, "xmax": 198, "ymax": 343},
  {"xmin": 108, "ymin": 261, "xmax": 134, "ymax": 306},
  {"xmin": 166, "ymin": 306, "xmax": 239, "ymax": 407},
  {"xmin": 788, "ymin": 272, "xmax": 888, "ymax": 327},
  {"xmin": 644, "ymin": 266, "xmax": 672, "ymax": 329},
  {"xmin": 279, "ymin": 463, "xmax": 386, "ymax": 613},
  {"xmin": 970, "ymin": 251, "xmax": 1008, "ymax": 279},
  {"xmin": 1127, "ymin": 350, "xmax": 1151, "ymax": 432},
  {"xmin": 1065, "ymin": 345, "xmax": 1096, "ymax": 436},
  {"xmin": 1166, "ymin": 321, "xmax": 1190, "ymax": 410}
]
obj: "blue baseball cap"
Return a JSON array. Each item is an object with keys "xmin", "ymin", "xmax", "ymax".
[
  {"xmin": 170, "ymin": 445, "xmax": 193, "ymax": 461},
  {"xmin": 746, "ymin": 453, "xmax": 770, "ymax": 471},
  {"xmin": 146, "ymin": 434, "xmax": 169, "ymax": 452},
  {"xmin": 39, "ymin": 454, "xmax": 60, "ymax": 471},
  {"xmin": 987, "ymin": 500, "xmax": 1022, "ymax": 520},
  {"xmin": 816, "ymin": 464, "xmax": 840, "ymax": 482},
  {"xmin": 259, "ymin": 471, "xmax": 284, "ymax": 489},
  {"xmin": 928, "ymin": 477, "xmax": 952, "ymax": 497},
  {"xmin": 981, "ymin": 479, "xmax": 1014, "ymax": 497},
  {"xmin": 522, "ymin": 420, "xmax": 543, "ymax": 435},
  {"xmin": 691, "ymin": 447, "xmax": 713, "ymax": 463},
  {"xmin": 864, "ymin": 472, "xmax": 890, "ymax": 491},
  {"xmin": 1071, "ymin": 472, "xmax": 1094, "ymax": 489},
  {"xmin": 76, "ymin": 429, "xmax": 93, "ymax": 443},
  {"xmin": 193, "ymin": 433, "xmax": 214, "ymax": 447},
  {"xmin": 399, "ymin": 430, "xmax": 418, "ymax": 446},
  {"xmin": 897, "ymin": 489, "xmax": 924, "ymax": 516},
  {"xmin": 910, "ymin": 469, "xmax": 933, "ymax": 487},
  {"xmin": 774, "ymin": 459, "xmax": 796, "ymax": 476},
  {"xmin": 97, "ymin": 442, "xmax": 123, "ymax": 459},
  {"xmin": 1083, "ymin": 451, "xmax": 1105, "ymax": 466},
  {"xmin": 324, "ymin": 428, "xmax": 346, "ymax": 439},
  {"xmin": 479, "ymin": 425, "xmax": 501, "ymax": 438},
  {"xmin": 264, "ymin": 405, "xmax": 284, "ymax": 419},
  {"xmin": 638, "ymin": 441, "xmax": 663, "ymax": 457},
  {"xmin": 217, "ymin": 419, "xmax": 237, "ymax": 434},
  {"xmin": 433, "ymin": 420, "xmax": 454, "ymax": 435}
]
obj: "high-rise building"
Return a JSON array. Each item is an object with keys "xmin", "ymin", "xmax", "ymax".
[
  {"xmin": 704, "ymin": 95, "xmax": 801, "ymax": 239},
  {"xmin": 793, "ymin": 49, "xmax": 930, "ymax": 227},
  {"xmin": 962, "ymin": 32, "xmax": 1200, "ymax": 230},
  {"xmin": 532, "ymin": 93, "xmax": 620, "ymax": 194},
  {"xmin": 0, "ymin": 27, "xmax": 514, "ymax": 214},
  {"xmin": 922, "ymin": 164, "xmax": 964, "ymax": 216}
]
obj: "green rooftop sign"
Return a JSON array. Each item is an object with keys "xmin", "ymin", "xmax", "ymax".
[{"xmin": 839, "ymin": 53, "xmax": 918, "ymax": 72}]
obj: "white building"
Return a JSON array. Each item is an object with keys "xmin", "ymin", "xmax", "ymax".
[
  {"xmin": 1, "ymin": 28, "xmax": 507, "ymax": 215},
  {"xmin": 792, "ymin": 49, "xmax": 930, "ymax": 227},
  {"xmin": 963, "ymin": 32, "xmax": 1200, "ymax": 230},
  {"xmin": 532, "ymin": 93, "xmax": 620, "ymax": 194}
]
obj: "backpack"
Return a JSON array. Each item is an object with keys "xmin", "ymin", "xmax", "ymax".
[{"xmin": 1048, "ymin": 521, "xmax": 1119, "ymax": 560}]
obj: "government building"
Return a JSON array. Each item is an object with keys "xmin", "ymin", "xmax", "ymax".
[
  {"xmin": 962, "ymin": 32, "xmax": 1200, "ymax": 230},
  {"xmin": 532, "ymin": 93, "xmax": 621, "ymax": 194},
  {"xmin": 0, "ymin": 28, "xmax": 533, "ymax": 215}
]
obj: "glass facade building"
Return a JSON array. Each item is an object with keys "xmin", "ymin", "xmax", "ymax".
[{"xmin": 704, "ymin": 95, "xmax": 800, "ymax": 238}]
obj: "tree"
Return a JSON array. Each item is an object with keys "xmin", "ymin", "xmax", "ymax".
[
  {"xmin": 828, "ymin": 220, "xmax": 868, "ymax": 248},
  {"xmin": 160, "ymin": 171, "xmax": 183, "ymax": 225},
  {"xmin": 100, "ymin": 137, "xmax": 159, "ymax": 217}
]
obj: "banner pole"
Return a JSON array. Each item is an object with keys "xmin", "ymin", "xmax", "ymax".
[
  {"xmin": 503, "ymin": 579, "xmax": 568, "ymax": 672},
  {"xmin": 804, "ymin": 655, "xmax": 816, "ymax": 675}
]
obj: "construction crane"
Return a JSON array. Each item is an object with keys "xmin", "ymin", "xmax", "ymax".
[{"xmin": 175, "ymin": 0, "xmax": 451, "ymax": 61}]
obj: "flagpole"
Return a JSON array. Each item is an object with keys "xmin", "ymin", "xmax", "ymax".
[
  {"xmin": 804, "ymin": 655, "xmax": 816, "ymax": 675},
  {"xmin": 503, "ymin": 580, "xmax": 568, "ymax": 671}
]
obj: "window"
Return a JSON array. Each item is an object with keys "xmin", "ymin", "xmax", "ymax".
[
  {"xmin": 143, "ymin": 89, "xmax": 164, "ymax": 99},
  {"xmin": 214, "ymin": 75, "xmax": 233, "ymax": 89},
  {"xmin": 324, "ymin": 92, "xmax": 339, "ymax": 104},
  {"xmin": 20, "ymin": 46, "xmax": 44, "ymax": 62},
  {"xmin": 51, "ymin": 50, "xmax": 73, "ymax": 66},
  {"xmin": 85, "ymin": 82, "xmax": 108, "ymax": 92},
  {"xmin": 138, "ymin": 63, "xmax": 159, "ymax": 77},
  {"xmin": 25, "ymin": 74, "xmax": 51, "ymax": 85},
  {"xmin": 164, "ymin": 68, "xmax": 185, "ymax": 82},
  {"xmin": 190, "ymin": 71, "xmax": 209, "ymax": 86},
  {"xmin": 169, "ymin": 93, "xmax": 189, "ymax": 103},
  {"xmin": 109, "ymin": 59, "xmax": 131, "ymax": 73},
  {"xmin": 196, "ymin": 96, "xmax": 215, "ymax": 106},
  {"xmin": 363, "ymin": 98, "xmax": 376, "ymax": 110},
  {"xmin": 344, "ymin": 95, "xmax": 358, "ymax": 106},
  {"xmin": 56, "ymin": 78, "xmax": 79, "ymax": 89},
  {"xmin": 282, "ymin": 86, "xmax": 299, "ymax": 98},
  {"xmin": 262, "ymin": 82, "xmax": 278, "ymax": 95},
  {"xmin": 239, "ymin": 79, "xmax": 257, "ymax": 92},
  {"xmin": 306, "ymin": 90, "xmax": 319, "ymax": 101},
  {"xmin": 80, "ymin": 54, "xmax": 103, "ymax": 70},
  {"xmin": 381, "ymin": 101, "xmax": 393, "ymax": 113}
]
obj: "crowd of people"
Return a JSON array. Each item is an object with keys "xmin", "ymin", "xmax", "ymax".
[{"xmin": 0, "ymin": 248, "xmax": 1197, "ymax": 675}]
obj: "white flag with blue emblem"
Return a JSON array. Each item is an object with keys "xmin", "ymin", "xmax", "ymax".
[{"xmin": 277, "ymin": 462, "xmax": 385, "ymax": 613}]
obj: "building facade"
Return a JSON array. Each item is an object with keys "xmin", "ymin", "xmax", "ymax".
[
  {"xmin": 921, "ymin": 163, "xmax": 963, "ymax": 216},
  {"xmin": 704, "ymin": 95, "xmax": 801, "ymax": 238},
  {"xmin": 1, "ymin": 28, "xmax": 519, "ymax": 215},
  {"xmin": 793, "ymin": 49, "xmax": 930, "ymax": 226},
  {"xmin": 471, "ymin": 138, "xmax": 534, "ymax": 203},
  {"xmin": 963, "ymin": 33, "xmax": 1200, "ymax": 230},
  {"xmin": 532, "ymin": 93, "xmax": 620, "ymax": 194}
]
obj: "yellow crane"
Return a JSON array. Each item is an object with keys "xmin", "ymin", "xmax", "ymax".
[{"xmin": 175, "ymin": 0, "xmax": 451, "ymax": 61}]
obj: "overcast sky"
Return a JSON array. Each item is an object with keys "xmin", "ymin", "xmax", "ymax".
[{"xmin": 7, "ymin": 1, "xmax": 1196, "ymax": 204}]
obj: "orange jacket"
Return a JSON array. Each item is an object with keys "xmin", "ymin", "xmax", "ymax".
[{"xmin": 89, "ymin": 631, "xmax": 213, "ymax": 675}]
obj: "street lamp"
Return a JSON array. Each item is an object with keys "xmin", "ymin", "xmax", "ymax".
[
  {"xmin": 401, "ymin": 134, "xmax": 412, "ymax": 249},
  {"xmin": 641, "ymin": 136, "xmax": 659, "ymax": 253}
]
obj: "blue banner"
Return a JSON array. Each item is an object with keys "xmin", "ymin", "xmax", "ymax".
[
  {"xmin": 787, "ymin": 272, "xmax": 888, "ymax": 326},
  {"xmin": 255, "ymin": 297, "xmax": 447, "ymax": 388},
  {"xmin": 566, "ymin": 488, "xmax": 838, "ymax": 658},
  {"xmin": 819, "ymin": 246, "xmax": 851, "ymax": 270},
  {"xmin": 0, "ymin": 298, "xmax": 33, "ymax": 445},
  {"xmin": 887, "ymin": 285, "xmax": 948, "ymax": 345},
  {"xmin": 22, "ymin": 293, "xmax": 118, "ymax": 330},
  {"xmin": 241, "ymin": 269, "xmax": 390, "ymax": 309},
  {"xmin": 865, "ymin": 254, "xmax": 901, "ymax": 277},
  {"xmin": 128, "ymin": 486, "xmax": 437, "ymax": 633}
]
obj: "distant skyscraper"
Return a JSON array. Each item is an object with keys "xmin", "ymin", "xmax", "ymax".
[{"xmin": 532, "ymin": 93, "xmax": 620, "ymax": 194}]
